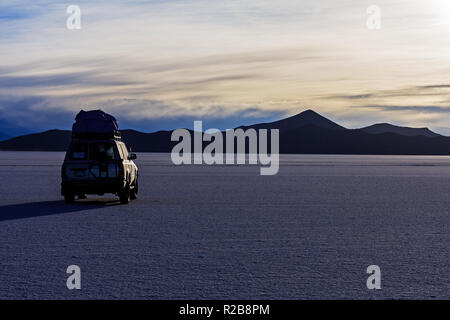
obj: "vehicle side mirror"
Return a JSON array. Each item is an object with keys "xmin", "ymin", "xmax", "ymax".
[{"xmin": 128, "ymin": 153, "xmax": 137, "ymax": 160}]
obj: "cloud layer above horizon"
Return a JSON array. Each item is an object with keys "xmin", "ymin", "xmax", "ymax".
[{"xmin": 1, "ymin": 0, "xmax": 450, "ymax": 135}]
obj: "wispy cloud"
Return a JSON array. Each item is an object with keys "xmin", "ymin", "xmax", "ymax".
[
  {"xmin": 352, "ymin": 105, "xmax": 450, "ymax": 113},
  {"xmin": 327, "ymin": 84, "xmax": 450, "ymax": 101},
  {"xmin": 0, "ymin": 94, "xmax": 287, "ymax": 134}
]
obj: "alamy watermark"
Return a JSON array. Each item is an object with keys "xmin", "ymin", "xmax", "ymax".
[
  {"xmin": 171, "ymin": 121, "xmax": 279, "ymax": 175},
  {"xmin": 366, "ymin": 5, "xmax": 381, "ymax": 30},
  {"xmin": 66, "ymin": 5, "xmax": 81, "ymax": 30},
  {"xmin": 366, "ymin": 265, "xmax": 381, "ymax": 290},
  {"xmin": 66, "ymin": 265, "xmax": 81, "ymax": 290}
]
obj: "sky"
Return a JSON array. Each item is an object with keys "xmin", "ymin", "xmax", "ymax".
[{"xmin": 1, "ymin": 0, "xmax": 450, "ymax": 136}]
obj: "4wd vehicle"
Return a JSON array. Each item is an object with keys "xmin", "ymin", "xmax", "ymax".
[{"xmin": 61, "ymin": 110, "xmax": 138, "ymax": 204}]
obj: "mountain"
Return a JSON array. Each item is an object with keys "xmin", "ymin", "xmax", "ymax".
[
  {"xmin": 0, "ymin": 129, "xmax": 174, "ymax": 152},
  {"xmin": 361, "ymin": 123, "xmax": 440, "ymax": 138},
  {"xmin": 240, "ymin": 109, "xmax": 345, "ymax": 132},
  {"xmin": 0, "ymin": 129, "xmax": 72, "ymax": 151},
  {"xmin": 121, "ymin": 129, "xmax": 175, "ymax": 153},
  {"xmin": 1, "ymin": 110, "xmax": 450, "ymax": 155},
  {"xmin": 278, "ymin": 125, "xmax": 450, "ymax": 155}
]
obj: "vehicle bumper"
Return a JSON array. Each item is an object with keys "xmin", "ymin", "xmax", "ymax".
[{"xmin": 61, "ymin": 179, "xmax": 126, "ymax": 195}]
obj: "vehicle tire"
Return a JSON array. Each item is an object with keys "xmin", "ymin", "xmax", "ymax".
[
  {"xmin": 64, "ymin": 193, "xmax": 75, "ymax": 203},
  {"xmin": 77, "ymin": 193, "xmax": 86, "ymax": 200},
  {"xmin": 130, "ymin": 179, "xmax": 138, "ymax": 200},
  {"xmin": 119, "ymin": 184, "xmax": 130, "ymax": 204}
]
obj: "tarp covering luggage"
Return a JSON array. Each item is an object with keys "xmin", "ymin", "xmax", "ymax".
[{"xmin": 72, "ymin": 110, "xmax": 120, "ymax": 139}]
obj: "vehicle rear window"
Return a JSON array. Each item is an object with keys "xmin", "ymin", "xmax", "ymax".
[
  {"xmin": 69, "ymin": 143, "xmax": 88, "ymax": 160},
  {"xmin": 90, "ymin": 143, "xmax": 116, "ymax": 161}
]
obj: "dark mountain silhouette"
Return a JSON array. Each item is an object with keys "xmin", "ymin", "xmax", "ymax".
[
  {"xmin": 240, "ymin": 109, "xmax": 345, "ymax": 132},
  {"xmin": 278, "ymin": 125, "xmax": 450, "ymax": 155},
  {"xmin": 361, "ymin": 123, "xmax": 440, "ymax": 138},
  {"xmin": 121, "ymin": 129, "xmax": 175, "ymax": 153},
  {"xmin": 1, "ymin": 109, "xmax": 450, "ymax": 155},
  {"xmin": 0, "ymin": 129, "xmax": 72, "ymax": 151}
]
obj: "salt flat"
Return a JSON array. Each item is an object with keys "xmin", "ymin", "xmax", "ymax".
[{"xmin": 0, "ymin": 152, "xmax": 448, "ymax": 299}]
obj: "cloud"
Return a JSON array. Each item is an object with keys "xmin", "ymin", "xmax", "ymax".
[
  {"xmin": 352, "ymin": 105, "xmax": 450, "ymax": 113},
  {"xmin": 94, "ymin": 98, "xmax": 289, "ymax": 131},
  {"xmin": 0, "ymin": 95, "xmax": 74, "ymax": 135},
  {"xmin": 0, "ymin": 94, "xmax": 288, "ymax": 134},
  {"xmin": 327, "ymin": 94, "xmax": 374, "ymax": 100},
  {"xmin": 0, "ymin": 73, "xmax": 139, "ymax": 88},
  {"xmin": 328, "ymin": 84, "xmax": 450, "ymax": 101},
  {"xmin": 0, "ymin": 47, "xmax": 319, "ymax": 124},
  {"xmin": 419, "ymin": 84, "xmax": 450, "ymax": 89}
]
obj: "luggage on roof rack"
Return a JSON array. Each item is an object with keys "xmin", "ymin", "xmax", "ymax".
[
  {"xmin": 72, "ymin": 110, "xmax": 121, "ymax": 140},
  {"xmin": 72, "ymin": 130, "xmax": 122, "ymax": 140}
]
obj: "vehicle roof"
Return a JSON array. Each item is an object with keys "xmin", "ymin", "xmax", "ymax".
[{"xmin": 71, "ymin": 139, "xmax": 125, "ymax": 143}]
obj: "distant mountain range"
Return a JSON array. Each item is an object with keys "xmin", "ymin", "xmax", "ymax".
[
  {"xmin": 1, "ymin": 109, "xmax": 450, "ymax": 155},
  {"xmin": 360, "ymin": 123, "xmax": 440, "ymax": 138}
]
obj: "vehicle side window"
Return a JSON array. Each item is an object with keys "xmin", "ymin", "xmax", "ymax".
[
  {"xmin": 90, "ymin": 143, "xmax": 115, "ymax": 161},
  {"xmin": 120, "ymin": 144, "xmax": 129, "ymax": 159},
  {"xmin": 116, "ymin": 143, "xmax": 124, "ymax": 159},
  {"xmin": 69, "ymin": 143, "xmax": 88, "ymax": 160}
]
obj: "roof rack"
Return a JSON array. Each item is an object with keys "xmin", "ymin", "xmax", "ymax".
[{"xmin": 72, "ymin": 130, "xmax": 122, "ymax": 141}]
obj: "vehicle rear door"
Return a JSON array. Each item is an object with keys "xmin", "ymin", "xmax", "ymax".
[
  {"xmin": 65, "ymin": 142, "xmax": 90, "ymax": 181},
  {"xmin": 88, "ymin": 142, "xmax": 119, "ymax": 180}
]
